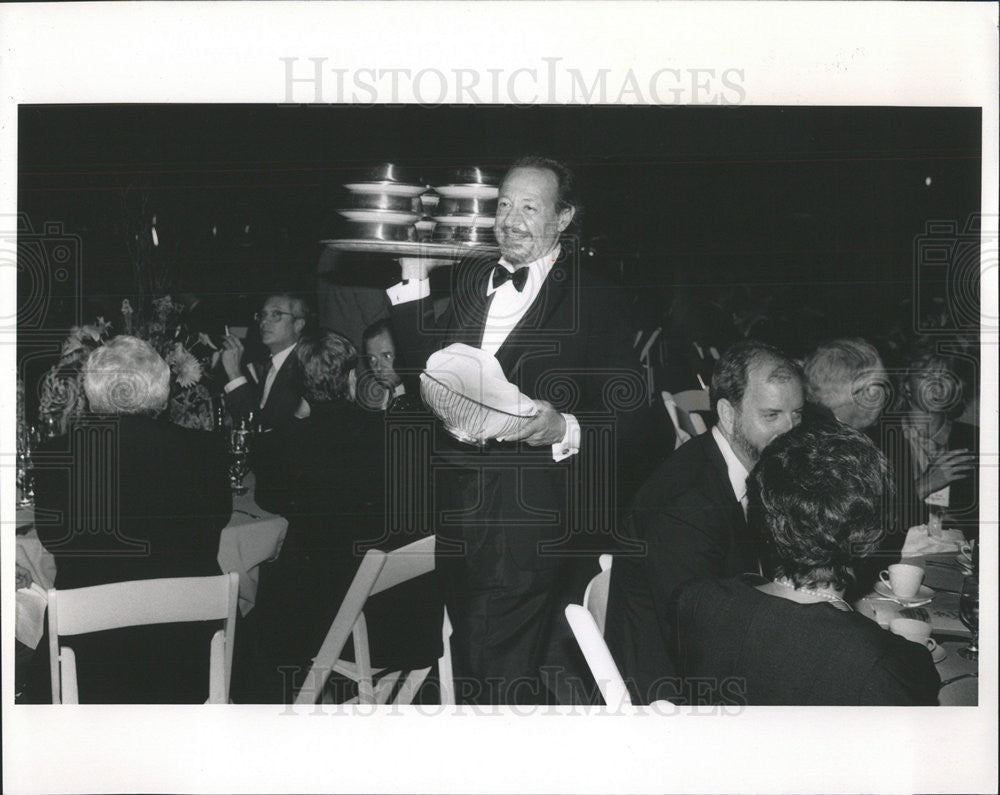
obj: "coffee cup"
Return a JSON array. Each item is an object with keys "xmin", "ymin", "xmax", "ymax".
[
  {"xmin": 889, "ymin": 617, "xmax": 939, "ymax": 654},
  {"xmin": 879, "ymin": 563, "xmax": 924, "ymax": 598}
]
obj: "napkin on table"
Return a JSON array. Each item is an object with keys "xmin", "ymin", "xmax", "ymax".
[
  {"xmin": 900, "ymin": 523, "xmax": 964, "ymax": 557},
  {"xmin": 16, "ymin": 583, "xmax": 49, "ymax": 649}
]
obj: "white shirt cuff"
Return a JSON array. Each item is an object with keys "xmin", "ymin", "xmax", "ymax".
[
  {"xmin": 552, "ymin": 413, "xmax": 581, "ymax": 462},
  {"xmin": 386, "ymin": 278, "xmax": 430, "ymax": 306},
  {"xmin": 224, "ymin": 376, "xmax": 247, "ymax": 394}
]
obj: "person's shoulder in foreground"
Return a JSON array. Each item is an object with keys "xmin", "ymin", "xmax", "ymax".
[{"xmin": 674, "ymin": 575, "xmax": 941, "ymax": 706}]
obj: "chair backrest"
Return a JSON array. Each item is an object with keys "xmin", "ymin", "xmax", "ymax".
[
  {"xmin": 671, "ymin": 388, "xmax": 710, "ymax": 415},
  {"xmin": 582, "ymin": 554, "xmax": 613, "ymax": 635},
  {"xmin": 564, "ymin": 603, "xmax": 632, "ymax": 707},
  {"xmin": 662, "ymin": 390, "xmax": 709, "ymax": 445},
  {"xmin": 47, "ymin": 572, "xmax": 239, "ymax": 704},
  {"xmin": 295, "ymin": 535, "xmax": 442, "ymax": 706}
]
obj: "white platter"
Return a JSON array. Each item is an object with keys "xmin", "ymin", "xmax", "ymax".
[
  {"xmin": 344, "ymin": 182, "xmax": 427, "ymax": 197},
  {"xmin": 434, "ymin": 184, "xmax": 500, "ymax": 199},
  {"xmin": 321, "ymin": 239, "xmax": 499, "ymax": 258}
]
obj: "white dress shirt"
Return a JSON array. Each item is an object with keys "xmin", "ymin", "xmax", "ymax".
[
  {"xmin": 386, "ymin": 245, "xmax": 579, "ymax": 461},
  {"xmin": 712, "ymin": 425, "xmax": 750, "ymax": 518}
]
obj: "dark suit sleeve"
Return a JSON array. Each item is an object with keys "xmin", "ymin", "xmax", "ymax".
[
  {"xmin": 388, "ymin": 293, "xmax": 440, "ymax": 396},
  {"xmin": 223, "ymin": 380, "xmax": 258, "ymax": 417},
  {"xmin": 859, "ymin": 644, "xmax": 941, "ymax": 706},
  {"xmin": 640, "ymin": 499, "xmax": 735, "ymax": 614}
]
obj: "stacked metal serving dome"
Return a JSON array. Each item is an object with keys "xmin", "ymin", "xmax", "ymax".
[
  {"xmin": 431, "ymin": 167, "xmax": 499, "ymax": 244},
  {"xmin": 338, "ymin": 163, "xmax": 426, "ymax": 242},
  {"xmin": 336, "ymin": 164, "xmax": 501, "ymax": 247}
]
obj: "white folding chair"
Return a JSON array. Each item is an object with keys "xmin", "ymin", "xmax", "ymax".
[
  {"xmin": 564, "ymin": 554, "xmax": 631, "ymax": 705},
  {"xmin": 294, "ymin": 535, "xmax": 454, "ymax": 706},
  {"xmin": 47, "ymin": 572, "xmax": 239, "ymax": 704},
  {"xmin": 662, "ymin": 389, "xmax": 710, "ymax": 447},
  {"xmin": 569, "ymin": 556, "xmax": 676, "ymax": 709},
  {"xmin": 583, "ymin": 554, "xmax": 613, "ymax": 635},
  {"xmin": 565, "ymin": 604, "xmax": 633, "ymax": 707}
]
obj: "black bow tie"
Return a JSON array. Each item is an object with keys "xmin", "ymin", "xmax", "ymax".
[{"xmin": 492, "ymin": 264, "xmax": 529, "ymax": 292}]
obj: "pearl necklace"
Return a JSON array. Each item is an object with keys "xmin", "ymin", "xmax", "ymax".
[{"xmin": 771, "ymin": 577, "xmax": 853, "ymax": 612}]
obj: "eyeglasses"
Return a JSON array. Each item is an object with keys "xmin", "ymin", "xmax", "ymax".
[{"xmin": 255, "ymin": 309, "xmax": 303, "ymax": 323}]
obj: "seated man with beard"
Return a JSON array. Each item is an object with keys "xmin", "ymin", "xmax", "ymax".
[
  {"xmin": 672, "ymin": 422, "xmax": 939, "ymax": 705},
  {"xmin": 605, "ymin": 339, "xmax": 804, "ymax": 704},
  {"xmin": 250, "ymin": 332, "xmax": 442, "ymax": 702}
]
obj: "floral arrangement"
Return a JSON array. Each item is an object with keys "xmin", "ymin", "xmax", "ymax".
[{"xmin": 38, "ymin": 296, "xmax": 219, "ymax": 434}]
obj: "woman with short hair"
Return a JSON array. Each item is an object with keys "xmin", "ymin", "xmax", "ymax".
[
  {"xmin": 671, "ymin": 422, "xmax": 940, "ymax": 705},
  {"xmin": 32, "ymin": 336, "xmax": 231, "ymax": 703}
]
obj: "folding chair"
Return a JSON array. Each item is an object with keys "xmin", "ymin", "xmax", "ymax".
[
  {"xmin": 294, "ymin": 535, "xmax": 454, "ymax": 706},
  {"xmin": 47, "ymin": 572, "xmax": 239, "ymax": 704},
  {"xmin": 583, "ymin": 554, "xmax": 613, "ymax": 635},
  {"xmin": 564, "ymin": 604, "xmax": 633, "ymax": 707},
  {"xmin": 567, "ymin": 557, "xmax": 676, "ymax": 709},
  {"xmin": 662, "ymin": 389, "xmax": 710, "ymax": 447}
]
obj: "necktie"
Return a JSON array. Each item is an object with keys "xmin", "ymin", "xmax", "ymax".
[{"xmin": 492, "ymin": 264, "xmax": 529, "ymax": 292}]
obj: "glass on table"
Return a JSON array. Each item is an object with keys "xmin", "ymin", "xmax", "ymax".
[{"xmin": 958, "ymin": 575, "xmax": 978, "ymax": 661}]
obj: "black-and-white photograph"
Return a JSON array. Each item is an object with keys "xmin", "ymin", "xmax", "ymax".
[{"xmin": 2, "ymin": 4, "xmax": 996, "ymax": 794}]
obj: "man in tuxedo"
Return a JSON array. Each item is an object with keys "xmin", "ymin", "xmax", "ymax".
[
  {"xmin": 388, "ymin": 157, "xmax": 649, "ymax": 704},
  {"xmin": 605, "ymin": 339, "xmax": 804, "ymax": 704},
  {"xmin": 221, "ymin": 292, "xmax": 308, "ymax": 428}
]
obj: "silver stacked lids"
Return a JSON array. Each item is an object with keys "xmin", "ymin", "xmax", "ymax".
[
  {"xmin": 336, "ymin": 164, "xmax": 501, "ymax": 246},
  {"xmin": 338, "ymin": 163, "xmax": 426, "ymax": 242},
  {"xmin": 431, "ymin": 168, "xmax": 498, "ymax": 244}
]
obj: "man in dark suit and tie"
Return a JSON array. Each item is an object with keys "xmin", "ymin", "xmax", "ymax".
[
  {"xmin": 220, "ymin": 292, "xmax": 308, "ymax": 429},
  {"xmin": 605, "ymin": 339, "xmax": 804, "ymax": 704},
  {"xmin": 388, "ymin": 156, "xmax": 651, "ymax": 704}
]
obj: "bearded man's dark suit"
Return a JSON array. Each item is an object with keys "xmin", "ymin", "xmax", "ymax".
[
  {"xmin": 224, "ymin": 344, "xmax": 304, "ymax": 430},
  {"xmin": 390, "ymin": 243, "xmax": 652, "ymax": 703},
  {"xmin": 31, "ymin": 414, "xmax": 231, "ymax": 702},
  {"xmin": 605, "ymin": 430, "xmax": 761, "ymax": 705}
]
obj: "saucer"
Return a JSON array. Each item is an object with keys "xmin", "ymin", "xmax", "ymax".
[
  {"xmin": 931, "ymin": 644, "xmax": 947, "ymax": 664},
  {"xmin": 874, "ymin": 581, "xmax": 934, "ymax": 605}
]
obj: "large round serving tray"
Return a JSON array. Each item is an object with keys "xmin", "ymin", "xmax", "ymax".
[{"xmin": 321, "ymin": 239, "xmax": 500, "ymax": 258}]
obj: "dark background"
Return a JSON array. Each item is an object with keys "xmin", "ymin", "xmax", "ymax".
[{"xmin": 17, "ymin": 103, "xmax": 981, "ymax": 379}]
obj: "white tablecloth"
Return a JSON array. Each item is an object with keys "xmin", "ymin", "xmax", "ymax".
[
  {"xmin": 217, "ymin": 480, "xmax": 288, "ymax": 616},
  {"xmin": 11, "ymin": 480, "xmax": 288, "ymax": 645}
]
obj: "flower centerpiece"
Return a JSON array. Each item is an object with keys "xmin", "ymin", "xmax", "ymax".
[{"xmin": 38, "ymin": 296, "xmax": 220, "ymax": 433}]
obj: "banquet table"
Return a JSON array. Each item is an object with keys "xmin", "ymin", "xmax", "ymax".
[
  {"xmin": 854, "ymin": 543, "xmax": 978, "ymax": 707},
  {"xmin": 11, "ymin": 475, "xmax": 288, "ymax": 648},
  {"xmin": 217, "ymin": 473, "xmax": 288, "ymax": 616}
]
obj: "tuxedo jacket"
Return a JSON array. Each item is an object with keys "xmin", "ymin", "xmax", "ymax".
[
  {"xmin": 605, "ymin": 430, "xmax": 759, "ymax": 704},
  {"xmin": 390, "ymin": 244, "xmax": 655, "ymax": 569},
  {"xmin": 224, "ymin": 344, "xmax": 305, "ymax": 429}
]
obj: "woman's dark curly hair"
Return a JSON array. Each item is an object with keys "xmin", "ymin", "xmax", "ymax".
[{"xmin": 748, "ymin": 422, "xmax": 892, "ymax": 590}]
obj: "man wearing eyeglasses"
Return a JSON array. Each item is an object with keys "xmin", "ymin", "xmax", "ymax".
[{"xmin": 221, "ymin": 292, "xmax": 309, "ymax": 429}]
